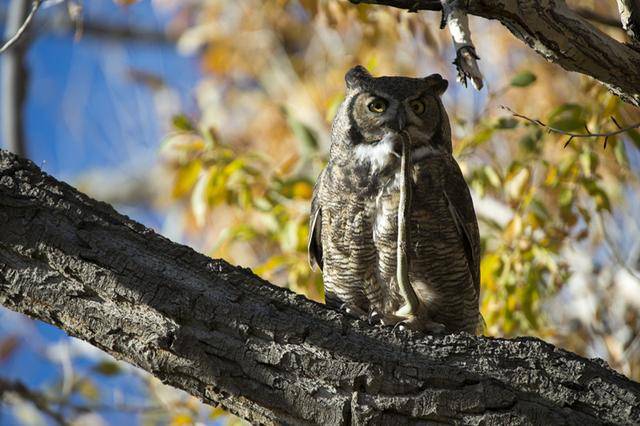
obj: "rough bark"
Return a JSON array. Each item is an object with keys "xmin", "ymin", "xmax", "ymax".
[
  {"xmin": 350, "ymin": 0, "xmax": 640, "ymax": 108},
  {"xmin": 617, "ymin": 0, "xmax": 640, "ymax": 43},
  {"xmin": 0, "ymin": 148, "xmax": 639, "ymax": 425}
]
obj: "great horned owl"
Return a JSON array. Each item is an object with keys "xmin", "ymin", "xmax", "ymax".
[{"xmin": 309, "ymin": 65, "xmax": 480, "ymax": 334}]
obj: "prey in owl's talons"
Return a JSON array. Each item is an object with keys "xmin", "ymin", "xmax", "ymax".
[{"xmin": 453, "ymin": 45, "xmax": 482, "ymax": 90}]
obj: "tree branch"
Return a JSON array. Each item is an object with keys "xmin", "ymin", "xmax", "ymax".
[
  {"xmin": 0, "ymin": 378, "xmax": 68, "ymax": 426},
  {"xmin": 616, "ymin": 0, "xmax": 640, "ymax": 43},
  {"xmin": 1, "ymin": 0, "xmax": 31, "ymax": 158},
  {"xmin": 501, "ymin": 105, "xmax": 640, "ymax": 148},
  {"xmin": 574, "ymin": 7, "xmax": 623, "ymax": 29},
  {"xmin": 348, "ymin": 0, "xmax": 640, "ymax": 107},
  {"xmin": 348, "ymin": 0, "xmax": 442, "ymax": 11},
  {"xmin": 0, "ymin": 149, "xmax": 639, "ymax": 424}
]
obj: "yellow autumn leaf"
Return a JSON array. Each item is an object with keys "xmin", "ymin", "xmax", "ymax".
[
  {"xmin": 173, "ymin": 160, "xmax": 202, "ymax": 198},
  {"xmin": 170, "ymin": 413, "xmax": 194, "ymax": 426},
  {"xmin": 292, "ymin": 180, "xmax": 313, "ymax": 199}
]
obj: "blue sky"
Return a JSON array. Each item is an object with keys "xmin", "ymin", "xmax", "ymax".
[{"xmin": 0, "ymin": 1, "xmax": 209, "ymax": 424}]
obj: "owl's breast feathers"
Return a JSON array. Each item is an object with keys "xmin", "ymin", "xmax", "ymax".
[{"xmin": 309, "ymin": 153, "xmax": 480, "ymax": 333}]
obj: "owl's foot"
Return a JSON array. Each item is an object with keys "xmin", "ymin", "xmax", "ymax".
[
  {"xmin": 368, "ymin": 308, "xmax": 396, "ymax": 325},
  {"xmin": 392, "ymin": 316, "xmax": 447, "ymax": 335},
  {"xmin": 339, "ymin": 303, "xmax": 367, "ymax": 320},
  {"xmin": 368, "ymin": 309, "xmax": 382, "ymax": 325}
]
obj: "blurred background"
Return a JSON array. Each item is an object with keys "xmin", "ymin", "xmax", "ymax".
[{"xmin": 1, "ymin": 0, "xmax": 639, "ymax": 424}]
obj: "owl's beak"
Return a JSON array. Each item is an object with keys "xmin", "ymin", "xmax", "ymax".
[{"xmin": 389, "ymin": 109, "xmax": 407, "ymax": 132}]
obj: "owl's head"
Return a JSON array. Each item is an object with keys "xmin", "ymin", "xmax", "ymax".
[{"xmin": 331, "ymin": 65, "xmax": 452, "ymax": 171}]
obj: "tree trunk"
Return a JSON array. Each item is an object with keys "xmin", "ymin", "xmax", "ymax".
[{"xmin": 0, "ymin": 149, "xmax": 639, "ymax": 425}]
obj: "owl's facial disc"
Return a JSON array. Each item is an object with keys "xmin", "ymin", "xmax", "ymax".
[{"xmin": 351, "ymin": 92, "xmax": 445, "ymax": 173}]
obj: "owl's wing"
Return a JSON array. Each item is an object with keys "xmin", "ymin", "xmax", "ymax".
[
  {"xmin": 443, "ymin": 171, "xmax": 481, "ymax": 296},
  {"xmin": 308, "ymin": 170, "xmax": 324, "ymax": 270}
]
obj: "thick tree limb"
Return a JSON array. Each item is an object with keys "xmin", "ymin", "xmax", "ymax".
[
  {"xmin": 0, "ymin": 148, "xmax": 639, "ymax": 424},
  {"xmin": 349, "ymin": 0, "xmax": 640, "ymax": 107}
]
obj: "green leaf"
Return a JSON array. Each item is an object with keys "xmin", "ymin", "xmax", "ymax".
[
  {"xmin": 494, "ymin": 117, "xmax": 518, "ymax": 129},
  {"xmin": 519, "ymin": 128, "xmax": 543, "ymax": 153},
  {"xmin": 559, "ymin": 187, "xmax": 573, "ymax": 206},
  {"xmin": 283, "ymin": 108, "xmax": 319, "ymax": 158},
  {"xmin": 613, "ymin": 137, "xmax": 628, "ymax": 166},
  {"xmin": 510, "ymin": 71, "xmax": 537, "ymax": 87},
  {"xmin": 172, "ymin": 114, "xmax": 196, "ymax": 132},
  {"xmin": 548, "ymin": 103, "xmax": 586, "ymax": 132},
  {"xmin": 627, "ymin": 129, "xmax": 640, "ymax": 149},
  {"xmin": 94, "ymin": 360, "xmax": 122, "ymax": 376},
  {"xmin": 483, "ymin": 165, "xmax": 501, "ymax": 187},
  {"xmin": 581, "ymin": 179, "xmax": 611, "ymax": 211}
]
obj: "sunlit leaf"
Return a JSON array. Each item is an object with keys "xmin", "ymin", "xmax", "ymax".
[
  {"xmin": 209, "ymin": 406, "xmax": 227, "ymax": 419},
  {"xmin": 613, "ymin": 138, "xmax": 628, "ymax": 166},
  {"xmin": 510, "ymin": 71, "xmax": 537, "ymax": 87},
  {"xmin": 483, "ymin": 165, "xmax": 501, "ymax": 187},
  {"xmin": 170, "ymin": 413, "xmax": 194, "ymax": 426},
  {"xmin": 173, "ymin": 160, "xmax": 202, "ymax": 198}
]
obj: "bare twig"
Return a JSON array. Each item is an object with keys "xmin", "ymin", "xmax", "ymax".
[
  {"xmin": 501, "ymin": 105, "xmax": 640, "ymax": 148},
  {"xmin": 0, "ymin": 0, "xmax": 42, "ymax": 54}
]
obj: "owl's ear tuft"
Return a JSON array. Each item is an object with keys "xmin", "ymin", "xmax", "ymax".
[
  {"xmin": 424, "ymin": 73, "xmax": 448, "ymax": 96},
  {"xmin": 345, "ymin": 65, "xmax": 372, "ymax": 89}
]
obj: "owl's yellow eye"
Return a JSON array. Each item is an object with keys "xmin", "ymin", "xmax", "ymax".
[
  {"xmin": 367, "ymin": 98, "xmax": 387, "ymax": 113},
  {"xmin": 410, "ymin": 100, "xmax": 425, "ymax": 115}
]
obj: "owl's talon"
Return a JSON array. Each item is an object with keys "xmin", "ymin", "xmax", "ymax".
[
  {"xmin": 390, "ymin": 316, "xmax": 447, "ymax": 335},
  {"xmin": 368, "ymin": 309, "xmax": 383, "ymax": 325},
  {"xmin": 339, "ymin": 303, "xmax": 367, "ymax": 320},
  {"xmin": 392, "ymin": 322, "xmax": 408, "ymax": 333}
]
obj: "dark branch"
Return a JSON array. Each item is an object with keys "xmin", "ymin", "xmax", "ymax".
[
  {"xmin": 347, "ymin": 0, "xmax": 442, "ymax": 11},
  {"xmin": 1, "ymin": 148, "xmax": 639, "ymax": 424},
  {"xmin": 0, "ymin": 378, "xmax": 68, "ymax": 426},
  {"xmin": 616, "ymin": 0, "xmax": 640, "ymax": 42},
  {"xmin": 574, "ymin": 7, "xmax": 624, "ymax": 29},
  {"xmin": 346, "ymin": 0, "xmax": 640, "ymax": 107}
]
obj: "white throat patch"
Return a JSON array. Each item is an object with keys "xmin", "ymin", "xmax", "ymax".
[{"xmin": 353, "ymin": 133, "xmax": 399, "ymax": 174}]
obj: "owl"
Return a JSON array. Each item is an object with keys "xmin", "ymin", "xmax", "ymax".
[{"xmin": 308, "ymin": 65, "xmax": 480, "ymax": 334}]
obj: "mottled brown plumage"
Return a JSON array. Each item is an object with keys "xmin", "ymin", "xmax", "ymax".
[{"xmin": 309, "ymin": 66, "xmax": 480, "ymax": 334}]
